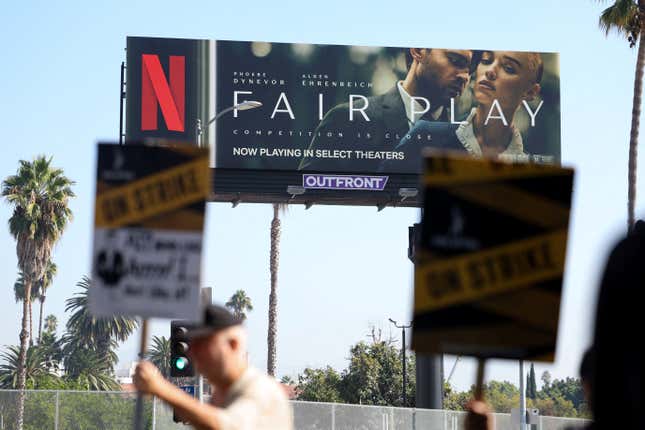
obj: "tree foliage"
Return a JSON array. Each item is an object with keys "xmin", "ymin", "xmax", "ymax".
[
  {"xmin": 296, "ymin": 335, "xmax": 415, "ymax": 407},
  {"xmin": 64, "ymin": 276, "xmax": 137, "ymax": 372},
  {"xmin": 225, "ymin": 289, "xmax": 254, "ymax": 321},
  {"xmin": 598, "ymin": 0, "xmax": 645, "ymax": 231},
  {"xmin": 146, "ymin": 336, "xmax": 171, "ymax": 378},
  {"xmin": 443, "ymin": 376, "xmax": 587, "ymax": 418},
  {"xmin": 526, "ymin": 363, "xmax": 537, "ymax": 399},
  {"xmin": 0, "ymin": 345, "xmax": 56, "ymax": 389},
  {"xmin": 297, "ymin": 367, "xmax": 343, "ymax": 403},
  {"xmin": 0, "ymin": 276, "xmax": 137, "ymax": 392},
  {"xmin": 2, "ymin": 155, "xmax": 74, "ymax": 429}
]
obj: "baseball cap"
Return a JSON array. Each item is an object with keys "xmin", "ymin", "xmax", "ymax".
[{"xmin": 185, "ymin": 304, "xmax": 243, "ymax": 340}]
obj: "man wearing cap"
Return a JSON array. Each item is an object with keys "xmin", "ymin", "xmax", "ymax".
[{"xmin": 134, "ymin": 304, "xmax": 293, "ymax": 430}]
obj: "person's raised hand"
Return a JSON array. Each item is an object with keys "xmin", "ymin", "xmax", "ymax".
[
  {"xmin": 465, "ymin": 399, "xmax": 493, "ymax": 430},
  {"xmin": 133, "ymin": 361, "xmax": 167, "ymax": 396}
]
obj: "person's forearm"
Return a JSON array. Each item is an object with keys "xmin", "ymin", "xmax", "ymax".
[{"xmin": 155, "ymin": 381, "xmax": 223, "ymax": 430}]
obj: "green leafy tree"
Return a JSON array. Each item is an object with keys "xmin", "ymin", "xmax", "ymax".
[
  {"xmin": 485, "ymin": 380, "xmax": 520, "ymax": 413},
  {"xmin": 297, "ymin": 367, "xmax": 343, "ymax": 403},
  {"xmin": 2, "ymin": 156, "xmax": 74, "ymax": 430},
  {"xmin": 443, "ymin": 381, "xmax": 470, "ymax": 411},
  {"xmin": 541, "ymin": 370, "xmax": 552, "ymax": 387},
  {"xmin": 339, "ymin": 342, "xmax": 380, "ymax": 405},
  {"xmin": 64, "ymin": 276, "xmax": 138, "ymax": 371},
  {"xmin": 43, "ymin": 314, "xmax": 57, "ymax": 335},
  {"xmin": 294, "ymin": 334, "xmax": 415, "ymax": 407},
  {"xmin": 226, "ymin": 289, "xmax": 254, "ymax": 321},
  {"xmin": 599, "ymin": 0, "xmax": 645, "ymax": 231},
  {"xmin": 146, "ymin": 336, "xmax": 171, "ymax": 377},
  {"xmin": 530, "ymin": 395, "xmax": 578, "ymax": 418},
  {"xmin": 61, "ymin": 338, "xmax": 120, "ymax": 391},
  {"xmin": 0, "ymin": 345, "xmax": 57, "ymax": 389},
  {"xmin": 526, "ymin": 363, "xmax": 537, "ymax": 399},
  {"xmin": 38, "ymin": 330, "xmax": 63, "ymax": 373},
  {"xmin": 37, "ymin": 314, "xmax": 63, "ymax": 372},
  {"xmin": 540, "ymin": 377, "xmax": 585, "ymax": 412},
  {"xmin": 280, "ymin": 375, "xmax": 295, "ymax": 385}
]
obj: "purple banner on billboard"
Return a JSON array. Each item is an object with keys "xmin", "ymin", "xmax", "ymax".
[{"xmin": 302, "ymin": 174, "xmax": 388, "ymax": 191}]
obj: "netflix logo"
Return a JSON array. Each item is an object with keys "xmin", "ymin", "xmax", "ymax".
[
  {"xmin": 141, "ymin": 54, "xmax": 185, "ymax": 132},
  {"xmin": 125, "ymin": 37, "xmax": 201, "ymax": 144}
]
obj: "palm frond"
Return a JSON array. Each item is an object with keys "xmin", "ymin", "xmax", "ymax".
[{"xmin": 599, "ymin": 0, "xmax": 638, "ymax": 38}]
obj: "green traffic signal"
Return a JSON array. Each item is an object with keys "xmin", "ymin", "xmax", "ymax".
[
  {"xmin": 171, "ymin": 321, "xmax": 194, "ymax": 377},
  {"xmin": 174, "ymin": 357, "xmax": 189, "ymax": 370}
]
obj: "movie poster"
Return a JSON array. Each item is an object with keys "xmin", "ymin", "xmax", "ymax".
[
  {"xmin": 126, "ymin": 37, "xmax": 560, "ymax": 203},
  {"xmin": 214, "ymin": 41, "xmax": 560, "ymax": 174}
]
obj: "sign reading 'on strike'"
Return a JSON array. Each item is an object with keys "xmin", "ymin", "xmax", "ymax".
[
  {"xmin": 89, "ymin": 143, "xmax": 209, "ymax": 320},
  {"xmin": 412, "ymin": 153, "xmax": 574, "ymax": 362}
]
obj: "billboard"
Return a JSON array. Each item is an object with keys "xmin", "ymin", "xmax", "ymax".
[{"xmin": 126, "ymin": 37, "xmax": 560, "ymax": 206}]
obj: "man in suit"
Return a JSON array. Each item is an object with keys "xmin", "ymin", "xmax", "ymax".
[{"xmin": 298, "ymin": 48, "xmax": 473, "ymax": 173}]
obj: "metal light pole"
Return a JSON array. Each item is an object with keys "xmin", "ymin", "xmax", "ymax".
[
  {"xmin": 389, "ymin": 318, "xmax": 412, "ymax": 406},
  {"xmin": 196, "ymin": 100, "xmax": 262, "ymax": 147}
]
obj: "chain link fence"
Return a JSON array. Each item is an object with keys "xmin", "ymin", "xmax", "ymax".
[{"xmin": 0, "ymin": 390, "xmax": 590, "ymax": 429}]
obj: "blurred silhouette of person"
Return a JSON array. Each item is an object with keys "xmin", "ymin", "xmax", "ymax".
[
  {"xmin": 588, "ymin": 220, "xmax": 644, "ymax": 429},
  {"xmin": 580, "ymin": 347, "xmax": 595, "ymax": 412},
  {"xmin": 466, "ymin": 220, "xmax": 645, "ymax": 430},
  {"xmin": 134, "ymin": 304, "xmax": 293, "ymax": 430}
]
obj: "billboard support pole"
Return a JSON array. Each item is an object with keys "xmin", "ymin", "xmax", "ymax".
[
  {"xmin": 409, "ymin": 222, "xmax": 444, "ymax": 409},
  {"xmin": 134, "ymin": 319, "xmax": 150, "ymax": 430},
  {"xmin": 119, "ymin": 62, "xmax": 125, "ymax": 145}
]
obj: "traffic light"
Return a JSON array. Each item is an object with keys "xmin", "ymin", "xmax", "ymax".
[{"xmin": 170, "ymin": 320, "xmax": 194, "ymax": 377}]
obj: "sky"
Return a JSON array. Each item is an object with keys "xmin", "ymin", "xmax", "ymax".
[{"xmin": 0, "ymin": 0, "xmax": 643, "ymax": 394}]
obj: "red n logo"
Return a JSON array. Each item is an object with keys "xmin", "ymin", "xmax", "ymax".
[{"xmin": 141, "ymin": 54, "xmax": 185, "ymax": 132}]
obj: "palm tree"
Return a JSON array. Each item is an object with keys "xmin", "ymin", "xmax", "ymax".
[
  {"xmin": 44, "ymin": 314, "xmax": 58, "ymax": 335},
  {"xmin": 226, "ymin": 290, "xmax": 254, "ymax": 321},
  {"xmin": 0, "ymin": 345, "xmax": 56, "ymax": 389},
  {"xmin": 34, "ymin": 261, "xmax": 57, "ymax": 344},
  {"xmin": 146, "ymin": 336, "xmax": 171, "ymax": 377},
  {"xmin": 62, "ymin": 334, "xmax": 118, "ymax": 378},
  {"xmin": 61, "ymin": 340, "xmax": 120, "ymax": 391},
  {"xmin": 13, "ymin": 272, "xmax": 40, "ymax": 345},
  {"xmin": 65, "ymin": 276, "xmax": 138, "ymax": 371},
  {"xmin": 600, "ymin": 0, "xmax": 645, "ymax": 231},
  {"xmin": 2, "ymin": 156, "xmax": 74, "ymax": 430},
  {"xmin": 267, "ymin": 203, "xmax": 284, "ymax": 377}
]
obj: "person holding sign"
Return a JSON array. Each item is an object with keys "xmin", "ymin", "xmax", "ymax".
[
  {"xmin": 134, "ymin": 304, "xmax": 293, "ymax": 430},
  {"xmin": 465, "ymin": 222, "xmax": 645, "ymax": 430}
]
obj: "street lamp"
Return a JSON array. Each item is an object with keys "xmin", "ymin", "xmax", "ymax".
[
  {"xmin": 196, "ymin": 101, "xmax": 263, "ymax": 147},
  {"xmin": 389, "ymin": 318, "xmax": 412, "ymax": 406}
]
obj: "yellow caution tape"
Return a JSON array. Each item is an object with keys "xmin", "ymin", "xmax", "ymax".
[
  {"xmin": 95, "ymin": 156, "xmax": 209, "ymax": 228},
  {"xmin": 414, "ymin": 229, "xmax": 567, "ymax": 313}
]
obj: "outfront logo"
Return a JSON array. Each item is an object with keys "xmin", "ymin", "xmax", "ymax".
[
  {"xmin": 141, "ymin": 54, "xmax": 185, "ymax": 132},
  {"xmin": 302, "ymin": 174, "xmax": 388, "ymax": 191}
]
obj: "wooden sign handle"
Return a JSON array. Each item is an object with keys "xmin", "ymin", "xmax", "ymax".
[{"xmin": 474, "ymin": 358, "xmax": 486, "ymax": 401}]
